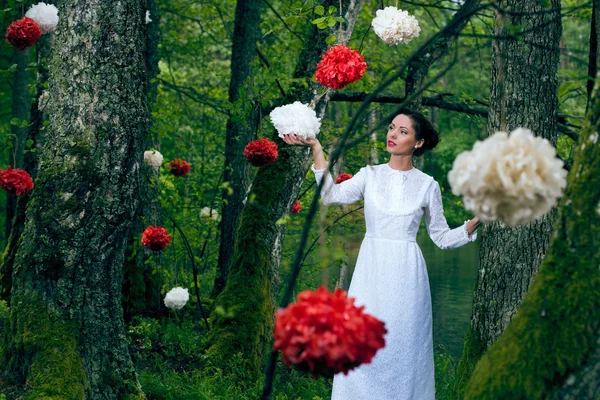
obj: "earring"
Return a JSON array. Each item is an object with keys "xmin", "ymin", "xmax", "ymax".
[{"xmin": 414, "ymin": 145, "xmax": 418, "ymax": 149}]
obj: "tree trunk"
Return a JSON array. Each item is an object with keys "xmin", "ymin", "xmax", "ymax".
[
  {"xmin": 213, "ymin": 0, "xmax": 262, "ymax": 297},
  {"xmin": 404, "ymin": 0, "xmax": 481, "ymax": 108},
  {"xmin": 122, "ymin": 0, "xmax": 164, "ymax": 321},
  {"xmin": 1, "ymin": 34, "xmax": 51, "ymax": 304},
  {"xmin": 6, "ymin": 46, "xmax": 31, "ymax": 241},
  {"xmin": 456, "ymin": 1, "xmax": 562, "ymax": 395},
  {"xmin": 465, "ymin": 64, "xmax": 600, "ymax": 400},
  {"xmin": 588, "ymin": 0, "xmax": 600, "ymax": 108},
  {"xmin": 3, "ymin": 0, "xmax": 148, "ymax": 398},
  {"xmin": 206, "ymin": 0, "xmax": 366, "ymax": 374}
]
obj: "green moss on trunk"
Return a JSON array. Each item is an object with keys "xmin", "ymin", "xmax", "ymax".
[{"xmin": 5, "ymin": 294, "xmax": 85, "ymax": 400}]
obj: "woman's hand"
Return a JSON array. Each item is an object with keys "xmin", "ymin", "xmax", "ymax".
[
  {"xmin": 281, "ymin": 134, "xmax": 321, "ymax": 150},
  {"xmin": 467, "ymin": 217, "xmax": 481, "ymax": 235}
]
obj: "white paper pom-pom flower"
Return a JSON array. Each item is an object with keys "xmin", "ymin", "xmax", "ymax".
[
  {"xmin": 164, "ymin": 287, "xmax": 189, "ymax": 310},
  {"xmin": 145, "ymin": 11, "xmax": 152, "ymax": 24},
  {"xmin": 144, "ymin": 150, "xmax": 163, "ymax": 168},
  {"xmin": 270, "ymin": 101, "xmax": 321, "ymax": 139},
  {"xmin": 448, "ymin": 128, "xmax": 567, "ymax": 227},
  {"xmin": 25, "ymin": 2, "xmax": 59, "ymax": 34},
  {"xmin": 371, "ymin": 7, "xmax": 420, "ymax": 45},
  {"xmin": 200, "ymin": 207, "xmax": 219, "ymax": 221}
]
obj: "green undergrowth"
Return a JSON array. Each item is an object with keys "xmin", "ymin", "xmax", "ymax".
[{"xmin": 128, "ymin": 316, "xmax": 460, "ymax": 399}]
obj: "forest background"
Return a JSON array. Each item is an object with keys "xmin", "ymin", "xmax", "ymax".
[{"xmin": 0, "ymin": 0, "xmax": 596, "ymax": 399}]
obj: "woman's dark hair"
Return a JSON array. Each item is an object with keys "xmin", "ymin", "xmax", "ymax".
[{"xmin": 394, "ymin": 108, "xmax": 440, "ymax": 157}]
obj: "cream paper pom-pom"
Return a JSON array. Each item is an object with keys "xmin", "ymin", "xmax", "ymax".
[
  {"xmin": 200, "ymin": 207, "xmax": 219, "ymax": 221},
  {"xmin": 448, "ymin": 128, "xmax": 567, "ymax": 227},
  {"xmin": 144, "ymin": 150, "xmax": 163, "ymax": 168},
  {"xmin": 270, "ymin": 101, "xmax": 321, "ymax": 139},
  {"xmin": 164, "ymin": 287, "xmax": 189, "ymax": 310},
  {"xmin": 371, "ymin": 7, "xmax": 420, "ymax": 45},
  {"xmin": 145, "ymin": 11, "xmax": 152, "ymax": 24},
  {"xmin": 25, "ymin": 2, "xmax": 59, "ymax": 34}
]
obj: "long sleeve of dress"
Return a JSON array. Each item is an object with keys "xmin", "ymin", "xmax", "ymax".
[
  {"xmin": 424, "ymin": 181, "xmax": 477, "ymax": 250},
  {"xmin": 312, "ymin": 164, "xmax": 366, "ymax": 205}
]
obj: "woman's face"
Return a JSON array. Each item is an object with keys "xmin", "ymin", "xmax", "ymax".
[{"xmin": 385, "ymin": 114, "xmax": 424, "ymax": 155}]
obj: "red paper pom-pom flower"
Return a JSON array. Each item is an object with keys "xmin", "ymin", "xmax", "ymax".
[
  {"xmin": 0, "ymin": 166, "xmax": 34, "ymax": 196},
  {"xmin": 292, "ymin": 199, "xmax": 302, "ymax": 214},
  {"xmin": 142, "ymin": 226, "xmax": 172, "ymax": 251},
  {"xmin": 243, "ymin": 138, "xmax": 278, "ymax": 167},
  {"xmin": 5, "ymin": 17, "xmax": 42, "ymax": 51},
  {"xmin": 315, "ymin": 45, "xmax": 368, "ymax": 90},
  {"xmin": 335, "ymin": 173, "xmax": 353, "ymax": 184},
  {"xmin": 169, "ymin": 158, "xmax": 191, "ymax": 176},
  {"xmin": 274, "ymin": 286, "xmax": 387, "ymax": 377}
]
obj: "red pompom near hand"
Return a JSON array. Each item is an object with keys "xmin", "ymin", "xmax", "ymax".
[
  {"xmin": 315, "ymin": 45, "xmax": 368, "ymax": 90},
  {"xmin": 142, "ymin": 226, "xmax": 172, "ymax": 251},
  {"xmin": 274, "ymin": 286, "xmax": 387, "ymax": 377},
  {"xmin": 243, "ymin": 138, "xmax": 278, "ymax": 167},
  {"xmin": 292, "ymin": 199, "xmax": 302, "ymax": 214},
  {"xmin": 335, "ymin": 173, "xmax": 353, "ymax": 184},
  {"xmin": 5, "ymin": 17, "xmax": 42, "ymax": 51},
  {"xmin": 0, "ymin": 166, "xmax": 34, "ymax": 196},
  {"xmin": 169, "ymin": 158, "xmax": 191, "ymax": 177}
]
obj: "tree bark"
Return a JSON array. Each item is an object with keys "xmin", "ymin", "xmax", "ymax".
[
  {"xmin": 4, "ymin": 0, "xmax": 148, "ymax": 398},
  {"xmin": 588, "ymin": 0, "xmax": 600, "ymax": 108},
  {"xmin": 465, "ymin": 65, "xmax": 600, "ymax": 400},
  {"xmin": 122, "ymin": 0, "xmax": 164, "ymax": 321},
  {"xmin": 212, "ymin": 0, "xmax": 263, "ymax": 297},
  {"xmin": 206, "ymin": 0, "xmax": 366, "ymax": 374},
  {"xmin": 456, "ymin": 1, "xmax": 562, "ymax": 395},
  {"xmin": 1, "ymin": 34, "xmax": 51, "ymax": 304}
]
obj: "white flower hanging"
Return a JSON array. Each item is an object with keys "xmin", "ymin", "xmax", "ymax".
[
  {"xmin": 371, "ymin": 7, "xmax": 420, "ymax": 45},
  {"xmin": 144, "ymin": 150, "xmax": 163, "ymax": 169},
  {"xmin": 269, "ymin": 101, "xmax": 321, "ymax": 139},
  {"xmin": 448, "ymin": 128, "xmax": 568, "ymax": 227},
  {"xmin": 164, "ymin": 287, "xmax": 189, "ymax": 310},
  {"xmin": 25, "ymin": 2, "xmax": 59, "ymax": 34},
  {"xmin": 200, "ymin": 207, "xmax": 219, "ymax": 221},
  {"xmin": 145, "ymin": 11, "xmax": 152, "ymax": 24}
]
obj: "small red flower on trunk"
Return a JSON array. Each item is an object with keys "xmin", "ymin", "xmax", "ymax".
[
  {"xmin": 274, "ymin": 286, "xmax": 387, "ymax": 378},
  {"xmin": 292, "ymin": 199, "xmax": 302, "ymax": 214},
  {"xmin": 142, "ymin": 226, "xmax": 172, "ymax": 251},
  {"xmin": 0, "ymin": 166, "xmax": 34, "ymax": 196},
  {"xmin": 315, "ymin": 45, "xmax": 368, "ymax": 90},
  {"xmin": 5, "ymin": 17, "xmax": 42, "ymax": 51},
  {"xmin": 169, "ymin": 158, "xmax": 191, "ymax": 176},
  {"xmin": 335, "ymin": 173, "xmax": 353, "ymax": 184},
  {"xmin": 243, "ymin": 138, "xmax": 278, "ymax": 167}
]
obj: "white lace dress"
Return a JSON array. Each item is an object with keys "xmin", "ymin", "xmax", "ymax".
[{"xmin": 312, "ymin": 163, "xmax": 477, "ymax": 400}]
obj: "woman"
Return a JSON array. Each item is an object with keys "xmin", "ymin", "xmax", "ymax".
[{"xmin": 282, "ymin": 109, "xmax": 480, "ymax": 400}]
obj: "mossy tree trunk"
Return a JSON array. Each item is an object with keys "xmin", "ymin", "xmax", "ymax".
[
  {"xmin": 206, "ymin": 0, "xmax": 366, "ymax": 374},
  {"xmin": 4, "ymin": 0, "xmax": 148, "ymax": 398},
  {"xmin": 213, "ymin": 0, "xmax": 262, "ymax": 297},
  {"xmin": 455, "ymin": 1, "xmax": 562, "ymax": 395},
  {"xmin": 464, "ymin": 59, "xmax": 600, "ymax": 400},
  {"xmin": 1, "ymin": 34, "xmax": 51, "ymax": 305},
  {"xmin": 122, "ymin": 0, "xmax": 164, "ymax": 321}
]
